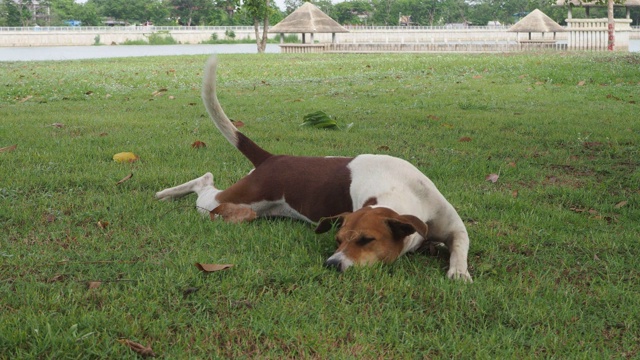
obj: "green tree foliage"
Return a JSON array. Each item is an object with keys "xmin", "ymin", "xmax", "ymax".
[
  {"xmin": 332, "ymin": 1, "xmax": 372, "ymax": 25},
  {"xmin": 0, "ymin": 0, "xmax": 636, "ymax": 28}
]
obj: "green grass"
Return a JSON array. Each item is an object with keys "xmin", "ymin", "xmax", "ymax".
[{"xmin": 1, "ymin": 52, "xmax": 639, "ymax": 358}]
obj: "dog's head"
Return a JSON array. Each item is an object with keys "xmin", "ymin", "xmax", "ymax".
[{"xmin": 315, "ymin": 207, "xmax": 428, "ymax": 272}]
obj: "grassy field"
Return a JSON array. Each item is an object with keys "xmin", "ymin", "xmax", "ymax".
[{"xmin": 1, "ymin": 52, "xmax": 639, "ymax": 358}]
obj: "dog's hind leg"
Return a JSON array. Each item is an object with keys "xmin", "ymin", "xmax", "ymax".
[{"xmin": 156, "ymin": 172, "xmax": 216, "ymax": 201}]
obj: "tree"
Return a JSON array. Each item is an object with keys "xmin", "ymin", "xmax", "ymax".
[
  {"xmin": 169, "ymin": 0, "xmax": 213, "ymax": 26},
  {"xmin": 241, "ymin": 0, "xmax": 274, "ymax": 53},
  {"xmin": 333, "ymin": 1, "xmax": 372, "ymax": 25}
]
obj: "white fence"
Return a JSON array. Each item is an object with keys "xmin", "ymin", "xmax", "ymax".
[{"xmin": 0, "ymin": 25, "xmax": 638, "ymax": 49}]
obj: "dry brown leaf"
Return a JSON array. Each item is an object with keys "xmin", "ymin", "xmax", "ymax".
[
  {"xmin": 534, "ymin": 81, "xmax": 545, "ymax": 85},
  {"xmin": 97, "ymin": 220, "xmax": 109, "ymax": 229},
  {"xmin": 99, "ymin": 132, "xmax": 108, "ymax": 137},
  {"xmin": 47, "ymin": 274, "xmax": 66, "ymax": 283},
  {"xmin": 118, "ymin": 339, "xmax": 156, "ymax": 357},
  {"xmin": 512, "ymin": 190, "xmax": 519, "ymax": 198},
  {"xmin": 0, "ymin": 144, "xmax": 18, "ymax": 153},
  {"xmin": 427, "ymin": 114, "xmax": 440, "ymax": 121},
  {"xmin": 87, "ymin": 281, "xmax": 102, "ymax": 289},
  {"xmin": 507, "ymin": 162, "xmax": 517, "ymax": 168},
  {"xmin": 191, "ymin": 140, "xmax": 206, "ymax": 149},
  {"xmin": 232, "ymin": 120, "xmax": 245, "ymax": 128},
  {"xmin": 459, "ymin": 136, "xmax": 472, "ymax": 142},
  {"xmin": 472, "ymin": 75, "xmax": 483, "ymax": 79},
  {"xmin": 116, "ymin": 173, "xmax": 133, "ymax": 185},
  {"xmin": 377, "ymin": 145, "xmax": 390, "ymax": 151},
  {"xmin": 152, "ymin": 88, "xmax": 167, "ymax": 97},
  {"xmin": 195, "ymin": 263, "xmax": 233, "ymax": 272},
  {"xmin": 50, "ymin": 123, "xmax": 64, "ymax": 128},
  {"xmin": 19, "ymin": 95, "xmax": 33, "ymax": 103},
  {"xmin": 614, "ymin": 200, "xmax": 628, "ymax": 209},
  {"xmin": 485, "ymin": 173, "xmax": 499, "ymax": 183},
  {"xmin": 577, "ymin": 80, "xmax": 586, "ymax": 86}
]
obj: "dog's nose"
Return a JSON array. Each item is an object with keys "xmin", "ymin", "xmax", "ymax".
[{"xmin": 324, "ymin": 258, "xmax": 343, "ymax": 272}]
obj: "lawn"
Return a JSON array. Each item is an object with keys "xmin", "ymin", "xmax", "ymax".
[{"xmin": 1, "ymin": 52, "xmax": 639, "ymax": 358}]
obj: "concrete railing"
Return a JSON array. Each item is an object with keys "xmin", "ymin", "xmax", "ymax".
[{"xmin": 0, "ymin": 25, "xmax": 638, "ymax": 48}]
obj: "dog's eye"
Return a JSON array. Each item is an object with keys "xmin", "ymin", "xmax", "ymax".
[{"xmin": 356, "ymin": 236, "xmax": 375, "ymax": 246}]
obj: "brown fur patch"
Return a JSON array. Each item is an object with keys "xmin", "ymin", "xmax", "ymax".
[
  {"xmin": 211, "ymin": 203, "xmax": 257, "ymax": 223},
  {"xmin": 217, "ymin": 156, "xmax": 354, "ymax": 222}
]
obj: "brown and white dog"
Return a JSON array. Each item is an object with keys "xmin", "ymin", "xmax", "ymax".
[{"xmin": 156, "ymin": 56, "xmax": 472, "ymax": 282}]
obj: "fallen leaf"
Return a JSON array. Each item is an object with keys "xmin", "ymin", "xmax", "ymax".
[
  {"xmin": 47, "ymin": 274, "xmax": 66, "ymax": 283},
  {"xmin": 168, "ymin": 95, "xmax": 175, "ymax": 100},
  {"xmin": 577, "ymin": 80, "xmax": 586, "ymax": 86},
  {"xmin": 195, "ymin": 263, "xmax": 233, "ymax": 272},
  {"xmin": 152, "ymin": 88, "xmax": 167, "ymax": 97},
  {"xmin": 485, "ymin": 173, "xmax": 499, "ymax": 183},
  {"xmin": 232, "ymin": 120, "xmax": 245, "ymax": 128},
  {"xmin": 87, "ymin": 281, "xmax": 101, "ymax": 289},
  {"xmin": 427, "ymin": 114, "xmax": 440, "ymax": 121},
  {"xmin": 534, "ymin": 81, "xmax": 545, "ymax": 85},
  {"xmin": 594, "ymin": 254, "xmax": 600, "ymax": 261},
  {"xmin": 507, "ymin": 162, "xmax": 517, "ymax": 167},
  {"xmin": 183, "ymin": 287, "xmax": 199, "ymax": 298},
  {"xmin": 472, "ymin": 75, "xmax": 483, "ymax": 79},
  {"xmin": 459, "ymin": 136, "xmax": 472, "ymax": 142},
  {"xmin": 118, "ymin": 339, "xmax": 156, "ymax": 357},
  {"xmin": 614, "ymin": 200, "xmax": 628, "ymax": 209},
  {"xmin": 97, "ymin": 221, "xmax": 109, "ymax": 229},
  {"xmin": 19, "ymin": 95, "xmax": 33, "ymax": 103},
  {"xmin": 116, "ymin": 173, "xmax": 133, "ymax": 185},
  {"xmin": 191, "ymin": 140, "xmax": 206, "ymax": 149},
  {"xmin": 85, "ymin": 91, "xmax": 94, "ymax": 95},
  {"xmin": 512, "ymin": 190, "xmax": 519, "ymax": 198},
  {"xmin": 377, "ymin": 145, "xmax": 390, "ymax": 151},
  {"xmin": 0, "ymin": 144, "xmax": 17, "ymax": 153},
  {"xmin": 99, "ymin": 132, "xmax": 108, "ymax": 137},
  {"xmin": 50, "ymin": 123, "xmax": 64, "ymax": 128},
  {"xmin": 113, "ymin": 152, "xmax": 139, "ymax": 163}
]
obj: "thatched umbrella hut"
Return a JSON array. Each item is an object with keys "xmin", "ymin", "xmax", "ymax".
[
  {"xmin": 508, "ymin": 9, "xmax": 566, "ymax": 42},
  {"xmin": 268, "ymin": 2, "xmax": 348, "ymax": 44}
]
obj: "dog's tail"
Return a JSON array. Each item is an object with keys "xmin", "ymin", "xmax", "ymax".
[{"xmin": 202, "ymin": 55, "xmax": 272, "ymax": 168}]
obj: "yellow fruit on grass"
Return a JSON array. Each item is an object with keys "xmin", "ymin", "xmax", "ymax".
[{"xmin": 113, "ymin": 152, "xmax": 139, "ymax": 163}]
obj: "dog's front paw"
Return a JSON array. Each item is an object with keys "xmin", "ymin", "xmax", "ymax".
[{"xmin": 447, "ymin": 267, "xmax": 473, "ymax": 283}]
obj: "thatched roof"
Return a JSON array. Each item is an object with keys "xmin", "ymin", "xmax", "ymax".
[
  {"xmin": 268, "ymin": 2, "xmax": 348, "ymax": 34},
  {"xmin": 508, "ymin": 9, "xmax": 566, "ymax": 33},
  {"xmin": 556, "ymin": 0, "xmax": 640, "ymax": 6}
]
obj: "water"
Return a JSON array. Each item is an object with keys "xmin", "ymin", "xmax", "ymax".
[
  {"xmin": 0, "ymin": 44, "xmax": 281, "ymax": 61},
  {"xmin": 0, "ymin": 41, "xmax": 637, "ymax": 61}
]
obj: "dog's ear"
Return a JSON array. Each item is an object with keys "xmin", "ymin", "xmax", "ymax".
[
  {"xmin": 210, "ymin": 203, "xmax": 257, "ymax": 224},
  {"xmin": 385, "ymin": 215, "xmax": 428, "ymax": 241},
  {"xmin": 314, "ymin": 213, "xmax": 349, "ymax": 234}
]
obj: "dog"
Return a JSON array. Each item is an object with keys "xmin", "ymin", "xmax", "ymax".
[{"xmin": 156, "ymin": 56, "xmax": 472, "ymax": 282}]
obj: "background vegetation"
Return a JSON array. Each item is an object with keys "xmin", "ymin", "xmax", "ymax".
[
  {"xmin": 2, "ymin": 0, "xmax": 639, "ymax": 28},
  {"xmin": 1, "ymin": 52, "xmax": 639, "ymax": 358}
]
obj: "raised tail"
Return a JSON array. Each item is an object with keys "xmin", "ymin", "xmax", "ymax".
[{"xmin": 202, "ymin": 55, "xmax": 272, "ymax": 168}]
